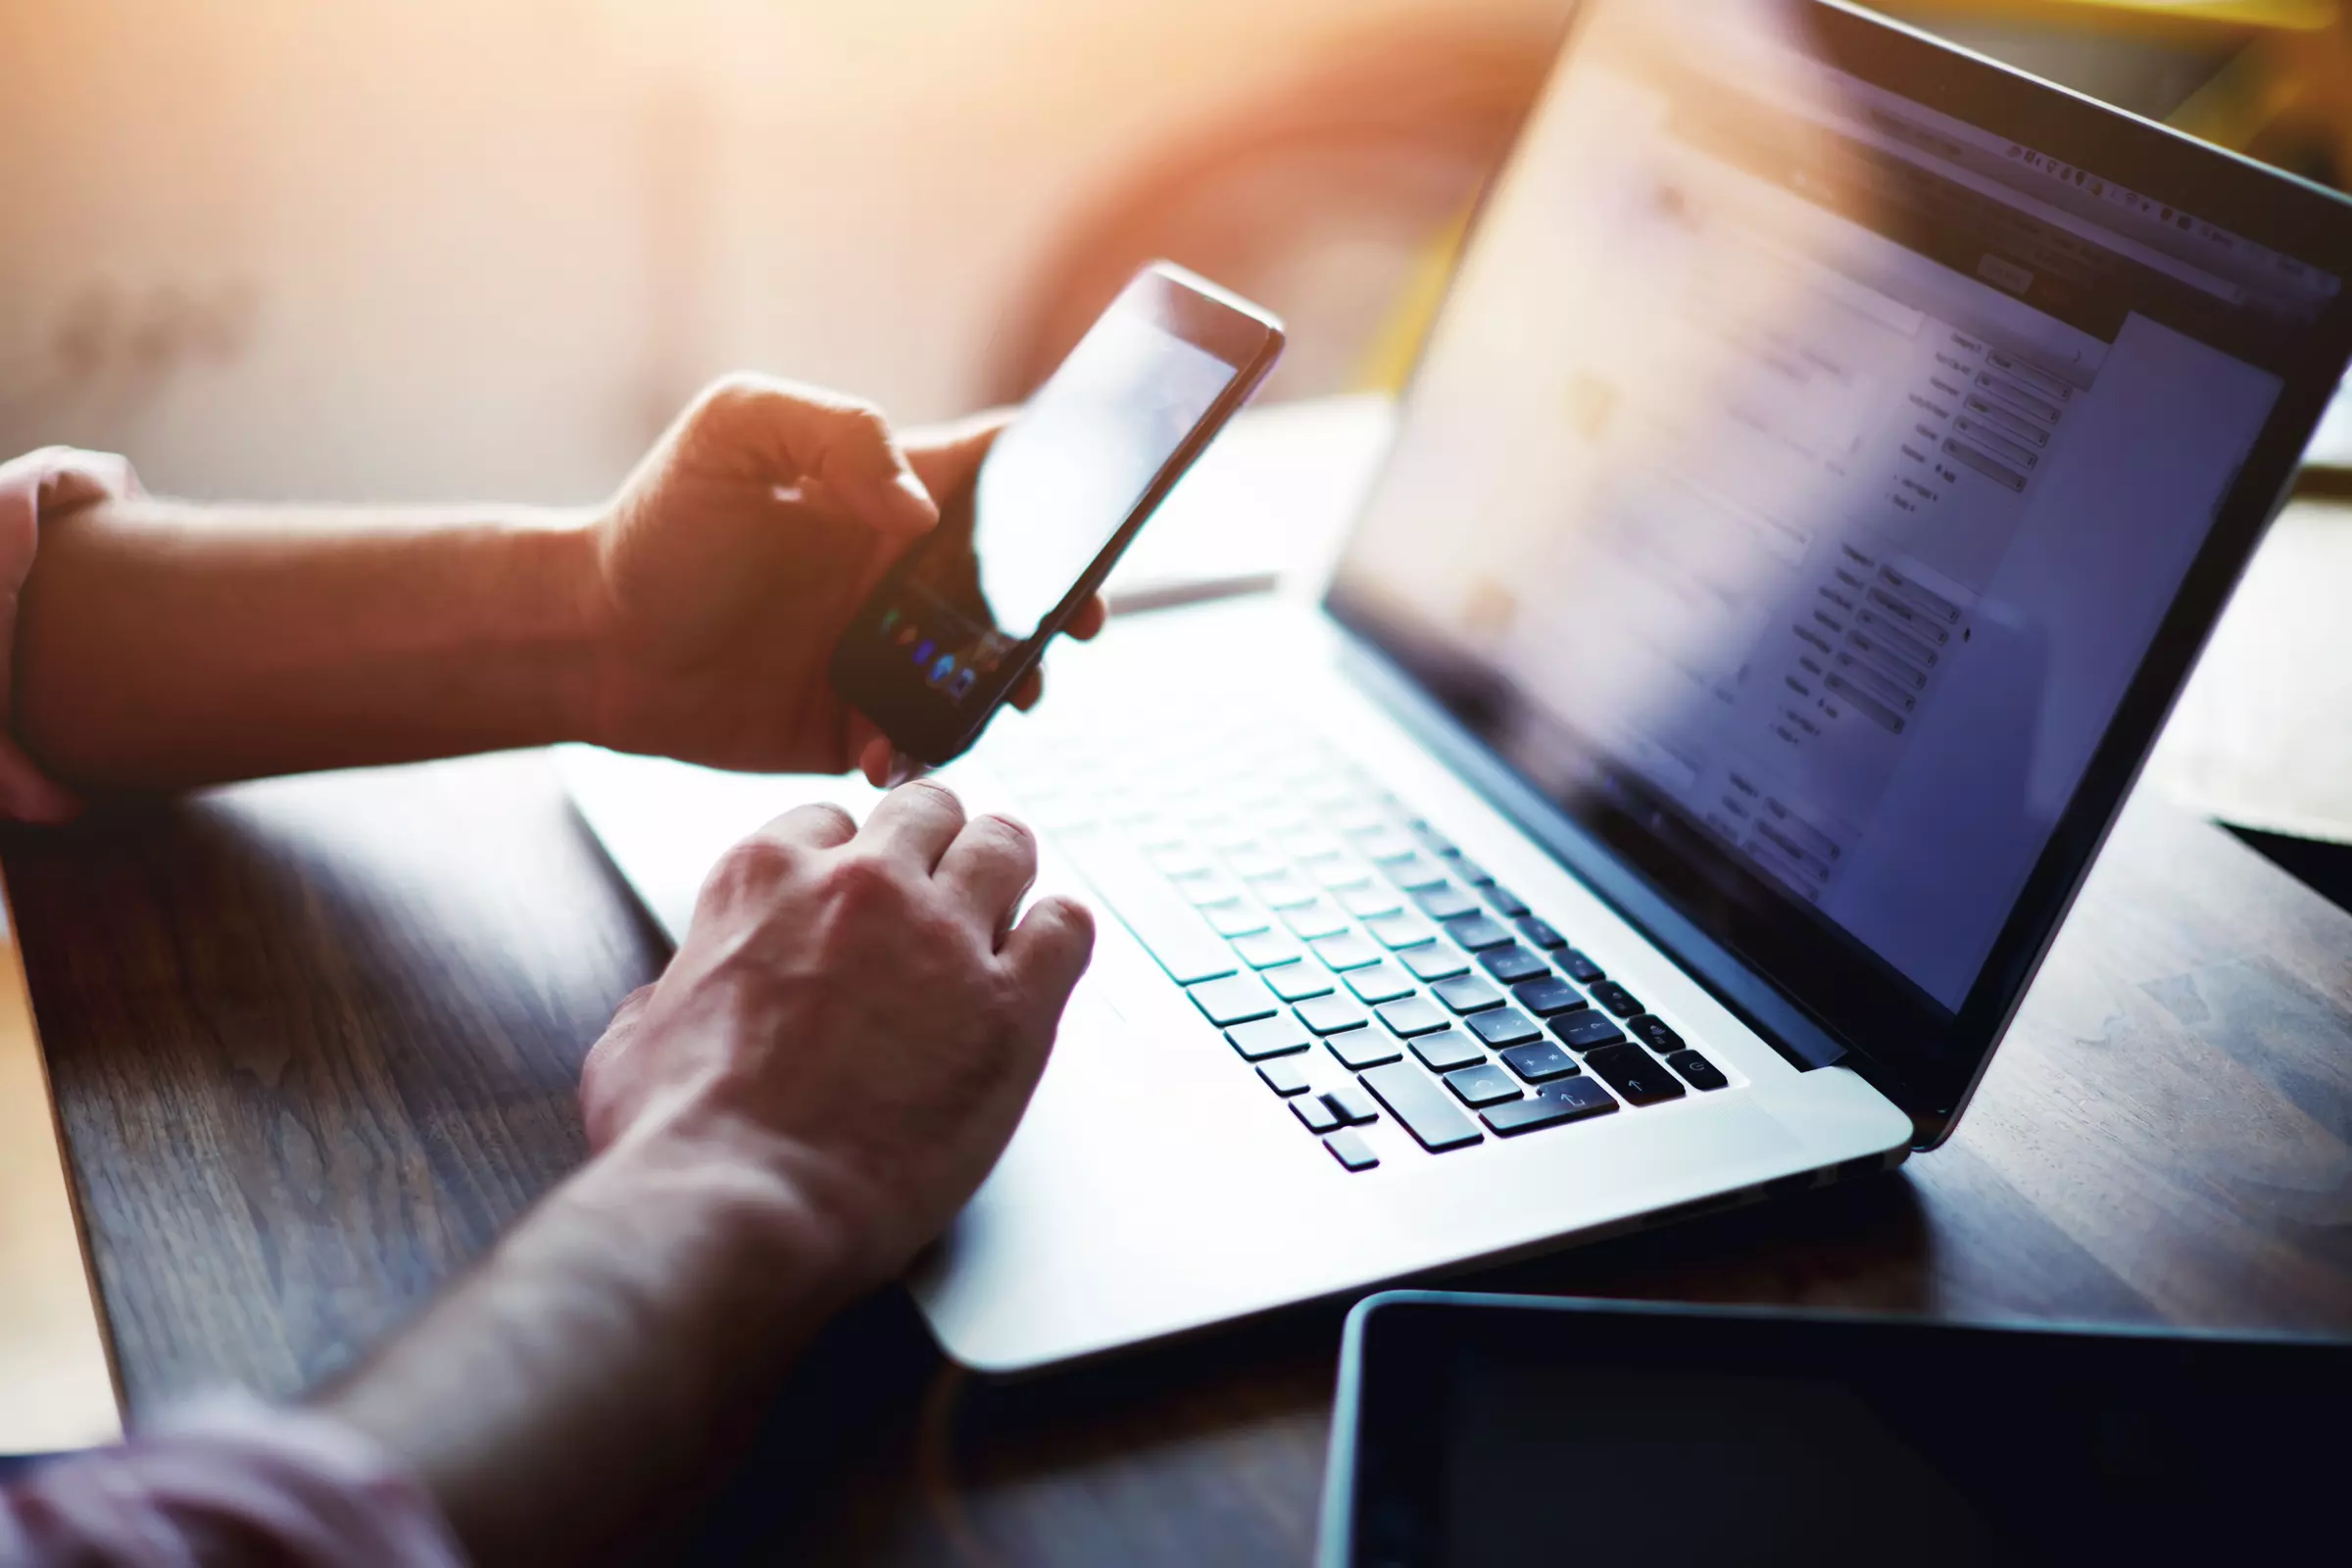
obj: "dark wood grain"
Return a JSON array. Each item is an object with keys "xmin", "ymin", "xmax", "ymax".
[{"xmin": 13, "ymin": 741, "xmax": 2352, "ymax": 1566}]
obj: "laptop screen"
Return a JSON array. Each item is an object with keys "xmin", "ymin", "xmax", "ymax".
[{"xmin": 1327, "ymin": 0, "xmax": 2349, "ymax": 1090}]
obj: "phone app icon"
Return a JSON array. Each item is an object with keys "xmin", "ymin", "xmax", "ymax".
[
  {"xmin": 895, "ymin": 622, "xmax": 921, "ymax": 648},
  {"xmin": 912, "ymin": 640, "xmax": 936, "ymax": 667},
  {"xmin": 878, "ymin": 609, "xmax": 900, "ymax": 635},
  {"xmin": 949, "ymin": 668, "xmax": 978, "ymax": 701},
  {"xmin": 930, "ymin": 653, "xmax": 958, "ymax": 687}
]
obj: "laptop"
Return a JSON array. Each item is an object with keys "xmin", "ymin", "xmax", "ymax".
[{"xmin": 565, "ymin": 0, "xmax": 2352, "ymax": 1372}]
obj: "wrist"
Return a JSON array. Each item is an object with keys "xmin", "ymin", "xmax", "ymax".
[{"xmin": 538, "ymin": 507, "xmax": 616, "ymax": 749}]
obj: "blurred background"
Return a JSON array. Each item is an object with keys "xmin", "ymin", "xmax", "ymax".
[{"xmin": 1, "ymin": 0, "xmax": 2345, "ymax": 505}]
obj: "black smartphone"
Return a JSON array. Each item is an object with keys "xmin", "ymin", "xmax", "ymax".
[{"xmin": 829, "ymin": 263, "xmax": 1284, "ymax": 766}]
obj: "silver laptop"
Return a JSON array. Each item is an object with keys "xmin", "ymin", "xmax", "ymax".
[{"xmin": 567, "ymin": 0, "xmax": 2352, "ymax": 1372}]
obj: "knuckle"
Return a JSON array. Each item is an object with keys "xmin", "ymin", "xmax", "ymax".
[
  {"xmin": 693, "ymin": 372, "xmax": 765, "ymax": 424},
  {"xmin": 835, "ymin": 396, "xmax": 893, "ymax": 442},
  {"xmin": 797, "ymin": 801, "xmax": 857, "ymax": 841},
  {"xmin": 823, "ymin": 850, "xmax": 909, "ymax": 914},
  {"xmin": 701, "ymin": 833, "xmax": 799, "ymax": 905}
]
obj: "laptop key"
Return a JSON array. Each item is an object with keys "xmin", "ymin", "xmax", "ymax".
[
  {"xmin": 1226, "ymin": 1015, "xmax": 1313, "ymax": 1061},
  {"xmin": 1629, "ymin": 1014, "xmax": 1686, "ymax": 1053},
  {"xmin": 1323, "ymin": 1128, "xmax": 1380, "ymax": 1172},
  {"xmin": 1232, "ymin": 931, "xmax": 1306, "ymax": 970},
  {"xmin": 1339, "ymin": 883, "xmax": 1406, "ymax": 920},
  {"xmin": 1552, "ymin": 1010, "xmax": 1627, "ymax": 1052},
  {"xmin": 1265, "ymin": 962, "xmax": 1338, "ymax": 1003},
  {"xmin": 1401, "ymin": 944, "xmax": 1472, "ymax": 982},
  {"xmin": 1484, "ymin": 1077, "xmax": 1619, "ymax": 1136},
  {"xmin": 1292, "ymin": 1096, "xmax": 1344, "ymax": 1134},
  {"xmin": 1499, "ymin": 1041, "xmax": 1580, "ymax": 1083},
  {"xmin": 1257, "ymin": 1056, "xmax": 1313, "ymax": 1097},
  {"xmin": 1378, "ymin": 853, "xmax": 1453, "ymax": 893},
  {"xmin": 1446, "ymin": 915, "xmax": 1516, "ymax": 952},
  {"xmin": 1408, "ymin": 820, "xmax": 1459, "ymax": 857},
  {"xmin": 1378, "ymin": 997, "xmax": 1453, "ymax": 1039},
  {"xmin": 1480, "ymin": 883, "xmax": 1532, "ymax": 919},
  {"xmin": 1360, "ymin": 1062, "xmax": 1484, "ymax": 1152},
  {"xmin": 1202, "ymin": 902, "xmax": 1272, "ymax": 939},
  {"xmin": 1412, "ymin": 884, "xmax": 1482, "ymax": 922},
  {"xmin": 1326, "ymin": 1032, "xmax": 1405, "ymax": 1071},
  {"xmin": 1323, "ymin": 1082, "xmax": 1381, "ymax": 1126},
  {"xmin": 1341, "ymin": 963, "xmax": 1413, "ymax": 1006},
  {"xmin": 1516, "ymin": 916, "xmax": 1568, "ymax": 951},
  {"xmin": 1445, "ymin": 1061, "xmax": 1524, "ymax": 1107},
  {"xmin": 1585, "ymin": 1044, "xmax": 1688, "ymax": 1106},
  {"xmin": 1467, "ymin": 1007, "xmax": 1544, "ymax": 1048},
  {"xmin": 1252, "ymin": 873, "xmax": 1322, "ymax": 910},
  {"xmin": 1589, "ymin": 981, "xmax": 1644, "ymax": 1018},
  {"xmin": 1433, "ymin": 976, "xmax": 1505, "ymax": 1014},
  {"xmin": 1410, "ymin": 1029, "xmax": 1487, "ymax": 1073},
  {"xmin": 1312, "ymin": 933, "xmax": 1385, "ymax": 973},
  {"xmin": 1478, "ymin": 944, "xmax": 1549, "ymax": 985},
  {"xmin": 1512, "ymin": 977, "xmax": 1588, "ymax": 1017},
  {"xmin": 1557, "ymin": 948, "xmax": 1607, "ymax": 984},
  {"xmin": 1364, "ymin": 912, "xmax": 1442, "ymax": 951},
  {"xmin": 1310, "ymin": 858, "xmax": 1377, "ymax": 890},
  {"xmin": 1190, "ymin": 973, "xmax": 1280, "ymax": 1028},
  {"xmin": 1178, "ymin": 871, "xmax": 1247, "ymax": 907},
  {"xmin": 1667, "ymin": 1050, "xmax": 1729, "ymax": 1091},
  {"xmin": 1224, "ymin": 845, "xmax": 1287, "ymax": 881},
  {"xmin": 1297, "ymin": 995, "xmax": 1371, "ymax": 1035},
  {"xmin": 1061, "ymin": 833, "xmax": 1236, "ymax": 985},
  {"xmin": 1281, "ymin": 901, "xmax": 1352, "ymax": 941}
]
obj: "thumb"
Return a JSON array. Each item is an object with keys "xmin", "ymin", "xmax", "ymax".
[{"xmin": 905, "ymin": 411, "xmax": 1012, "ymax": 513}]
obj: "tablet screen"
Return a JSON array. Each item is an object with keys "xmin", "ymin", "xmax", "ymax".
[{"xmin": 1337, "ymin": 1296, "xmax": 2350, "ymax": 1566}]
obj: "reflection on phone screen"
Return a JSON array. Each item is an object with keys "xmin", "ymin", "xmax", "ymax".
[{"xmin": 873, "ymin": 311, "xmax": 1242, "ymax": 707}]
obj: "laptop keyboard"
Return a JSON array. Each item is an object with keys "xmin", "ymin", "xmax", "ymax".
[{"xmin": 989, "ymin": 714, "xmax": 1731, "ymax": 1172}]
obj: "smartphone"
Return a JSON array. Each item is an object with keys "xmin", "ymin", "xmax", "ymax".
[{"xmin": 829, "ymin": 263, "xmax": 1285, "ymax": 766}]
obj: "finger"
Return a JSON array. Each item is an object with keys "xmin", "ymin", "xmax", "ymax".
[
  {"xmin": 1066, "ymin": 596, "xmax": 1108, "ymax": 641},
  {"xmin": 1003, "ymin": 895, "xmax": 1096, "ymax": 1017},
  {"xmin": 905, "ymin": 411, "xmax": 1010, "ymax": 509},
  {"xmin": 858, "ymin": 734, "xmax": 896, "ymax": 789},
  {"xmin": 755, "ymin": 799, "xmax": 860, "ymax": 852},
  {"xmin": 860, "ymin": 777, "xmax": 967, "ymax": 869},
  {"xmin": 696, "ymin": 375, "xmax": 937, "ymax": 538},
  {"xmin": 1009, "ymin": 670, "xmax": 1045, "ymax": 712},
  {"xmin": 610, "ymin": 982, "xmax": 658, "ymax": 1029},
  {"xmin": 934, "ymin": 812, "xmax": 1039, "ymax": 936}
]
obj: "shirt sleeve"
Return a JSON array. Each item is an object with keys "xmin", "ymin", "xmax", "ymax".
[
  {"xmin": 0, "ymin": 1397, "xmax": 466, "ymax": 1568},
  {"xmin": 0, "ymin": 446, "xmax": 141, "ymax": 824}
]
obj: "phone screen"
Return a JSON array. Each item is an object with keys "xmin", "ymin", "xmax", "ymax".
[{"xmin": 864, "ymin": 309, "xmax": 1249, "ymax": 708}]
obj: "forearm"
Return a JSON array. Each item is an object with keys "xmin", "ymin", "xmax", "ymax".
[
  {"xmin": 322, "ymin": 1112, "xmax": 857, "ymax": 1566},
  {"xmin": 14, "ymin": 498, "xmax": 605, "ymax": 790}
]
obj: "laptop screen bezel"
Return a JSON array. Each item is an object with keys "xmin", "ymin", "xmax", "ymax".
[{"xmin": 1321, "ymin": 0, "xmax": 2352, "ymax": 1139}]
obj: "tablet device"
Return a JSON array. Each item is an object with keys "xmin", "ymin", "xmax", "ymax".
[{"xmin": 1318, "ymin": 1291, "xmax": 2349, "ymax": 1566}]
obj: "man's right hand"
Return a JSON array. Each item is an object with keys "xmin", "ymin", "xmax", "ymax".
[{"xmin": 578, "ymin": 780, "xmax": 1096, "ymax": 1298}]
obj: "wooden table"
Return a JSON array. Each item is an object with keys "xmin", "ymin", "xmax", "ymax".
[{"xmin": 13, "ymin": 717, "xmax": 2352, "ymax": 1561}]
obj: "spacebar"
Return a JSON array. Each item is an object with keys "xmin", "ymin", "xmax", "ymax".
[
  {"xmin": 1359, "ymin": 1063, "xmax": 1484, "ymax": 1152},
  {"xmin": 1057, "ymin": 831, "xmax": 1238, "ymax": 987}
]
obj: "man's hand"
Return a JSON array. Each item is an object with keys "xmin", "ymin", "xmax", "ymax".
[
  {"xmin": 327, "ymin": 782, "xmax": 1093, "ymax": 1562},
  {"xmin": 579, "ymin": 779, "xmax": 1096, "ymax": 1295},
  {"xmin": 582, "ymin": 376, "xmax": 1107, "ymax": 785}
]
